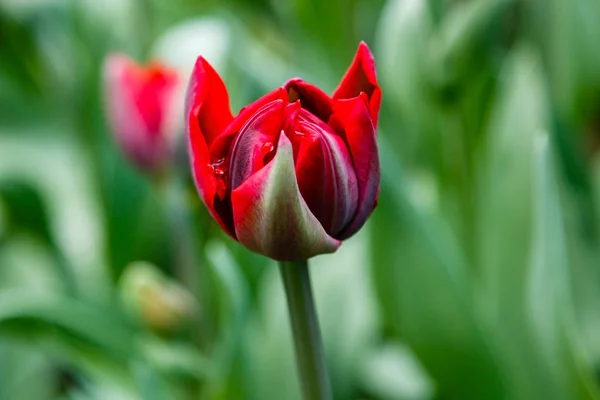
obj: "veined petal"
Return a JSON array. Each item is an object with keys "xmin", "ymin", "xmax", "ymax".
[
  {"xmin": 332, "ymin": 41, "xmax": 381, "ymax": 128},
  {"xmin": 294, "ymin": 110, "xmax": 359, "ymax": 236},
  {"xmin": 228, "ymin": 99, "xmax": 286, "ymax": 190},
  {"xmin": 185, "ymin": 56, "xmax": 233, "ymax": 147},
  {"xmin": 330, "ymin": 93, "xmax": 380, "ymax": 240},
  {"xmin": 231, "ymin": 133, "xmax": 341, "ymax": 261},
  {"xmin": 210, "ymin": 87, "xmax": 288, "ymax": 160}
]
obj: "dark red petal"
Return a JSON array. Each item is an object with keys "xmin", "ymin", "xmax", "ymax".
[
  {"xmin": 185, "ymin": 56, "xmax": 236, "ymax": 237},
  {"xmin": 293, "ymin": 110, "xmax": 358, "ymax": 236},
  {"xmin": 284, "ymin": 78, "xmax": 333, "ymax": 123},
  {"xmin": 332, "ymin": 41, "xmax": 381, "ymax": 128},
  {"xmin": 185, "ymin": 56, "xmax": 233, "ymax": 148},
  {"xmin": 210, "ymin": 87, "xmax": 288, "ymax": 160},
  {"xmin": 228, "ymin": 99, "xmax": 286, "ymax": 191},
  {"xmin": 231, "ymin": 133, "xmax": 341, "ymax": 260},
  {"xmin": 187, "ymin": 110, "xmax": 236, "ymax": 237},
  {"xmin": 329, "ymin": 93, "xmax": 380, "ymax": 240}
]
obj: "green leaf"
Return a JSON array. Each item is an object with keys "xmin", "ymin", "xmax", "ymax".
[
  {"xmin": 478, "ymin": 47, "xmax": 600, "ymax": 398},
  {"xmin": 203, "ymin": 241, "xmax": 252, "ymax": 400},
  {"xmin": 0, "ymin": 290, "xmax": 136, "ymax": 359},
  {"xmin": 430, "ymin": 0, "xmax": 514, "ymax": 84},
  {"xmin": 371, "ymin": 139, "xmax": 506, "ymax": 399},
  {"xmin": 358, "ymin": 342, "xmax": 434, "ymax": 400},
  {"xmin": 131, "ymin": 362, "xmax": 172, "ymax": 400},
  {"xmin": 477, "ymin": 47, "xmax": 546, "ymax": 327},
  {"xmin": 526, "ymin": 133, "xmax": 600, "ymax": 399},
  {"xmin": 476, "ymin": 47, "xmax": 551, "ymax": 398},
  {"xmin": 376, "ymin": 0, "xmax": 434, "ymax": 143},
  {"xmin": 541, "ymin": 0, "xmax": 600, "ymax": 117},
  {"xmin": 0, "ymin": 135, "xmax": 110, "ymax": 299},
  {"xmin": 0, "ymin": 338, "xmax": 55, "ymax": 400}
]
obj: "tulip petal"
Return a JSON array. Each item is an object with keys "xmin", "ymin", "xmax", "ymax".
[
  {"xmin": 104, "ymin": 55, "xmax": 178, "ymax": 172},
  {"xmin": 187, "ymin": 110, "xmax": 236, "ymax": 237},
  {"xmin": 330, "ymin": 93, "xmax": 380, "ymax": 240},
  {"xmin": 231, "ymin": 133, "xmax": 341, "ymax": 261},
  {"xmin": 294, "ymin": 110, "xmax": 359, "ymax": 236},
  {"xmin": 284, "ymin": 78, "xmax": 333, "ymax": 123},
  {"xmin": 332, "ymin": 42, "xmax": 381, "ymax": 128},
  {"xmin": 185, "ymin": 56, "xmax": 233, "ymax": 147},
  {"xmin": 210, "ymin": 87, "xmax": 288, "ymax": 160},
  {"xmin": 104, "ymin": 56, "xmax": 150, "ymax": 162},
  {"xmin": 228, "ymin": 99, "xmax": 286, "ymax": 190},
  {"xmin": 186, "ymin": 57, "xmax": 236, "ymax": 236}
]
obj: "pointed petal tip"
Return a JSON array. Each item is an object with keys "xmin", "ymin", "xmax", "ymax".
[
  {"xmin": 332, "ymin": 42, "xmax": 381, "ymax": 127},
  {"xmin": 186, "ymin": 52, "xmax": 233, "ymax": 146},
  {"xmin": 358, "ymin": 40, "xmax": 370, "ymax": 53},
  {"xmin": 333, "ymin": 41, "xmax": 379, "ymax": 99}
]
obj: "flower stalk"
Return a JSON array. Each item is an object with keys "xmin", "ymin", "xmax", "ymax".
[{"xmin": 279, "ymin": 260, "xmax": 332, "ymax": 400}]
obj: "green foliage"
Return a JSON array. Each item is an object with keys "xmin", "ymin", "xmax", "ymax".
[{"xmin": 2, "ymin": 0, "xmax": 600, "ymax": 398}]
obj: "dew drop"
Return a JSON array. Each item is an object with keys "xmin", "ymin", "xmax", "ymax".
[
  {"xmin": 261, "ymin": 141, "xmax": 276, "ymax": 165},
  {"xmin": 209, "ymin": 158, "xmax": 227, "ymax": 198},
  {"xmin": 261, "ymin": 141, "xmax": 274, "ymax": 155}
]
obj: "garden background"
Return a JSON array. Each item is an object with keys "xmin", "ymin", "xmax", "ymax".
[{"xmin": 1, "ymin": 0, "xmax": 600, "ymax": 398}]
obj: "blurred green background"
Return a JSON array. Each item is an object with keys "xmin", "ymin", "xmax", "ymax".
[{"xmin": 2, "ymin": 0, "xmax": 600, "ymax": 398}]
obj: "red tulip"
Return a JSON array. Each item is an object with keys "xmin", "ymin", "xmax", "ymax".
[
  {"xmin": 104, "ymin": 54, "xmax": 179, "ymax": 174},
  {"xmin": 186, "ymin": 42, "xmax": 381, "ymax": 260}
]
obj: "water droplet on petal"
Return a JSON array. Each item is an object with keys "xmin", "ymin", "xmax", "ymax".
[
  {"xmin": 209, "ymin": 158, "xmax": 228, "ymax": 198},
  {"xmin": 261, "ymin": 141, "xmax": 274, "ymax": 155},
  {"xmin": 261, "ymin": 141, "xmax": 276, "ymax": 165}
]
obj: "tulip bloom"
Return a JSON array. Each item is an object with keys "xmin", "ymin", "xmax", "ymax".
[
  {"xmin": 186, "ymin": 42, "xmax": 381, "ymax": 260},
  {"xmin": 104, "ymin": 54, "xmax": 179, "ymax": 173}
]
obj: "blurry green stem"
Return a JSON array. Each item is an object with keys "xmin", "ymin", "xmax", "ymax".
[{"xmin": 279, "ymin": 260, "xmax": 331, "ymax": 400}]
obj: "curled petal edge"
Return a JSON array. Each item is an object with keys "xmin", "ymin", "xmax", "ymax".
[
  {"xmin": 284, "ymin": 78, "xmax": 333, "ymax": 122},
  {"xmin": 330, "ymin": 93, "xmax": 380, "ymax": 240}
]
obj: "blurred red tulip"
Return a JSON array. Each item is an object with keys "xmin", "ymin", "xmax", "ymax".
[
  {"xmin": 104, "ymin": 54, "xmax": 179, "ymax": 174},
  {"xmin": 186, "ymin": 42, "xmax": 381, "ymax": 260}
]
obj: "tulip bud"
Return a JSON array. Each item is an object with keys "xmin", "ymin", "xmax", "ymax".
[
  {"xmin": 186, "ymin": 42, "xmax": 381, "ymax": 261},
  {"xmin": 120, "ymin": 261, "xmax": 198, "ymax": 333},
  {"xmin": 103, "ymin": 54, "xmax": 179, "ymax": 174}
]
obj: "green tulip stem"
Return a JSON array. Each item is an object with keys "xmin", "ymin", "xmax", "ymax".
[{"xmin": 279, "ymin": 260, "xmax": 332, "ymax": 400}]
